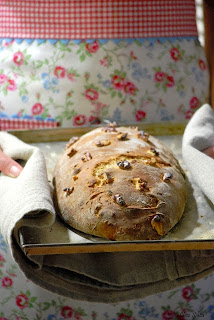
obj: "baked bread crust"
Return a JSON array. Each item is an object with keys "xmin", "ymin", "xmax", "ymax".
[{"xmin": 53, "ymin": 124, "xmax": 187, "ymax": 240}]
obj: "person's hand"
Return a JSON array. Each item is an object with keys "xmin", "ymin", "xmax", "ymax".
[
  {"xmin": 0, "ymin": 149, "xmax": 23, "ymax": 177},
  {"xmin": 203, "ymin": 146, "xmax": 214, "ymax": 159}
]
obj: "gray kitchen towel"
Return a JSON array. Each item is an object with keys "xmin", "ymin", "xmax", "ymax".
[
  {"xmin": 0, "ymin": 130, "xmax": 214, "ymax": 303},
  {"xmin": 182, "ymin": 103, "xmax": 214, "ymax": 204}
]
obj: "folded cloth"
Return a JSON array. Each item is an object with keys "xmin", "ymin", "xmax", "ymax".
[
  {"xmin": 182, "ymin": 103, "xmax": 214, "ymax": 204},
  {"xmin": 0, "ymin": 131, "xmax": 55, "ymax": 246},
  {"xmin": 0, "ymin": 131, "xmax": 214, "ymax": 303}
]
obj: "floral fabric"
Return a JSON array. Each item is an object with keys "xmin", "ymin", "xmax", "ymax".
[
  {"xmin": 0, "ymin": 37, "xmax": 209, "ymax": 127},
  {"xmin": 0, "ymin": 235, "xmax": 214, "ymax": 319},
  {"xmin": 0, "ymin": 7, "xmax": 212, "ymax": 316}
]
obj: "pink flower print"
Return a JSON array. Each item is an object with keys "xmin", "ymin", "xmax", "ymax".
[
  {"xmin": 0, "ymin": 254, "xmax": 5, "ymax": 266},
  {"xmin": 189, "ymin": 96, "xmax": 200, "ymax": 109},
  {"xmin": 182, "ymin": 286, "xmax": 194, "ymax": 302},
  {"xmin": 16, "ymin": 294, "xmax": 29, "ymax": 309},
  {"xmin": 198, "ymin": 59, "xmax": 207, "ymax": 71},
  {"xmin": 88, "ymin": 115, "xmax": 101, "ymax": 124},
  {"xmin": 166, "ymin": 75, "xmax": 175, "ymax": 88},
  {"xmin": 13, "ymin": 51, "xmax": 24, "ymax": 66},
  {"xmin": 85, "ymin": 41, "xmax": 99, "ymax": 53},
  {"xmin": 170, "ymin": 47, "xmax": 181, "ymax": 61},
  {"xmin": 84, "ymin": 72, "xmax": 90, "ymax": 80},
  {"xmin": 54, "ymin": 66, "xmax": 66, "ymax": 78},
  {"xmin": 0, "ymin": 74, "xmax": 7, "ymax": 84},
  {"xmin": 31, "ymin": 102, "xmax": 44, "ymax": 115},
  {"xmin": 61, "ymin": 306, "xmax": 73, "ymax": 318},
  {"xmin": 2, "ymin": 276, "xmax": 13, "ymax": 288},
  {"xmin": 74, "ymin": 313, "xmax": 83, "ymax": 320},
  {"xmin": 73, "ymin": 114, "xmax": 87, "ymax": 126},
  {"xmin": 117, "ymin": 314, "xmax": 132, "ymax": 320},
  {"xmin": 100, "ymin": 57, "xmax": 109, "ymax": 67},
  {"xmin": 111, "ymin": 75, "xmax": 125, "ymax": 90},
  {"xmin": 6, "ymin": 79, "xmax": 17, "ymax": 91},
  {"xmin": 91, "ymin": 311, "xmax": 97, "ymax": 320},
  {"xmin": 154, "ymin": 71, "xmax": 166, "ymax": 82},
  {"xmin": 0, "ymin": 317, "xmax": 8, "ymax": 320},
  {"xmin": 4, "ymin": 39, "xmax": 14, "ymax": 47},
  {"xmin": 185, "ymin": 109, "xmax": 194, "ymax": 119},
  {"xmin": 124, "ymin": 81, "xmax": 137, "ymax": 95},
  {"xmin": 130, "ymin": 50, "xmax": 137, "ymax": 60},
  {"xmin": 162, "ymin": 310, "xmax": 177, "ymax": 320},
  {"xmin": 85, "ymin": 88, "xmax": 99, "ymax": 101},
  {"xmin": 176, "ymin": 315, "xmax": 185, "ymax": 320},
  {"xmin": 135, "ymin": 110, "xmax": 146, "ymax": 121},
  {"xmin": 6, "ymin": 79, "xmax": 14, "ymax": 90},
  {"xmin": 67, "ymin": 73, "xmax": 76, "ymax": 82}
]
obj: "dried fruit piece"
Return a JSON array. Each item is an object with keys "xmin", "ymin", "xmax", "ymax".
[
  {"xmin": 88, "ymin": 179, "xmax": 97, "ymax": 187},
  {"xmin": 151, "ymin": 213, "xmax": 164, "ymax": 236},
  {"xmin": 138, "ymin": 179, "xmax": 148, "ymax": 191},
  {"xmin": 72, "ymin": 168, "xmax": 81, "ymax": 175},
  {"xmin": 66, "ymin": 136, "xmax": 79, "ymax": 149},
  {"xmin": 117, "ymin": 132, "xmax": 128, "ymax": 141},
  {"xmin": 95, "ymin": 140, "xmax": 111, "ymax": 147},
  {"xmin": 131, "ymin": 159, "xmax": 137, "ymax": 164},
  {"xmin": 150, "ymin": 147, "xmax": 159, "ymax": 156},
  {"xmin": 163, "ymin": 172, "xmax": 173, "ymax": 182},
  {"xmin": 67, "ymin": 148, "xmax": 77, "ymax": 158},
  {"xmin": 105, "ymin": 172, "xmax": 114, "ymax": 184},
  {"xmin": 117, "ymin": 160, "xmax": 131, "ymax": 169},
  {"xmin": 94, "ymin": 204, "xmax": 102, "ymax": 216},
  {"xmin": 112, "ymin": 194, "xmax": 126, "ymax": 206},
  {"xmin": 96, "ymin": 172, "xmax": 114, "ymax": 186},
  {"xmin": 144, "ymin": 158, "xmax": 156, "ymax": 166},
  {"xmin": 102, "ymin": 121, "xmax": 117, "ymax": 132},
  {"xmin": 137, "ymin": 131, "xmax": 149, "ymax": 142},
  {"xmin": 63, "ymin": 187, "xmax": 74, "ymax": 196},
  {"xmin": 131, "ymin": 177, "xmax": 148, "ymax": 191},
  {"xmin": 81, "ymin": 152, "xmax": 92, "ymax": 162}
]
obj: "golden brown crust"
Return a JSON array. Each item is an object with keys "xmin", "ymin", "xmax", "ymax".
[{"xmin": 53, "ymin": 125, "xmax": 187, "ymax": 240}]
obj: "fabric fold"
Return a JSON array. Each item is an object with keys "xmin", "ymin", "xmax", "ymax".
[
  {"xmin": 0, "ymin": 132, "xmax": 55, "ymax": 248},
  {"xmin": 182, "ymin": 103, "xmax": 214, "ymax": 204}
]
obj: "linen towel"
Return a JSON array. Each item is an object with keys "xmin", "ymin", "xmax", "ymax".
[
  {"xmin": 182, "ymin": 103, "xmax": 214, "ymax": 204},
  {"xmin": 0, "ymin": 130, "xmax": 214, "ymax": 303}
]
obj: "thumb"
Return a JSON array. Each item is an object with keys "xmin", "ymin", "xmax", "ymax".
[
  {"xmin": 202, "ymin": 146, "xmax": 214, "ymax": 159},
  {"xmin": 0, "ymin": 149, "xmax": 23, "ymax": 177}
]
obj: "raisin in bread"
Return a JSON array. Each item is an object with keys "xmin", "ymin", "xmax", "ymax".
[{"xmin": 53, "ymin": 123, "xmax": 187, "ymax": 240}]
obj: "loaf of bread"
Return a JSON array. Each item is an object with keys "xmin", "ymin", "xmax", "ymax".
[{"xmin": 53, "ymin": 123, "xmax": 187, "ymax": 241}]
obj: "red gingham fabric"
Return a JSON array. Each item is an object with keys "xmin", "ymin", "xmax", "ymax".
[
  {"xmin": 0, "ymin": 118, "xmax": 59, "ymax": 131},
  {"xmin": 0, "ymin": 0, "xmax": 198, "ymax": 39}
]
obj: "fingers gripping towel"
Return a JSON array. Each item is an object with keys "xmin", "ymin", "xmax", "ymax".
[
  {"xmin": 0, "ymin": 131, "xmax": 55, "ymax": 247},
  {"xmin": 0, "ymin": 131, "xmax": 214, "ymax": 303}
]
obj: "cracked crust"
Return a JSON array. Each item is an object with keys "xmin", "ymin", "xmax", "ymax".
[{"xmin": 53, "ymin": 125, "xmax": 187, "ymax": 240}]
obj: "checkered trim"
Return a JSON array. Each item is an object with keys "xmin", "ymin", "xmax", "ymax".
[
  {"xmin": 0, "ymin": 118, "xmax": 59, "ymax": 130},
  {"xmin": 0, "ymin": 0, "xmax": 198, "ymax": 39}
]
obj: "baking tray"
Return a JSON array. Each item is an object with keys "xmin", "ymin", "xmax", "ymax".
[{"xmin": 10, "ymin": 124, "xmax": 214, "ymax": 255}]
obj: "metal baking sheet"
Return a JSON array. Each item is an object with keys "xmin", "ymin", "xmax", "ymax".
[{"xmin": 19, "ymin": 133, "xmax": 214, "ymax": 255}]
